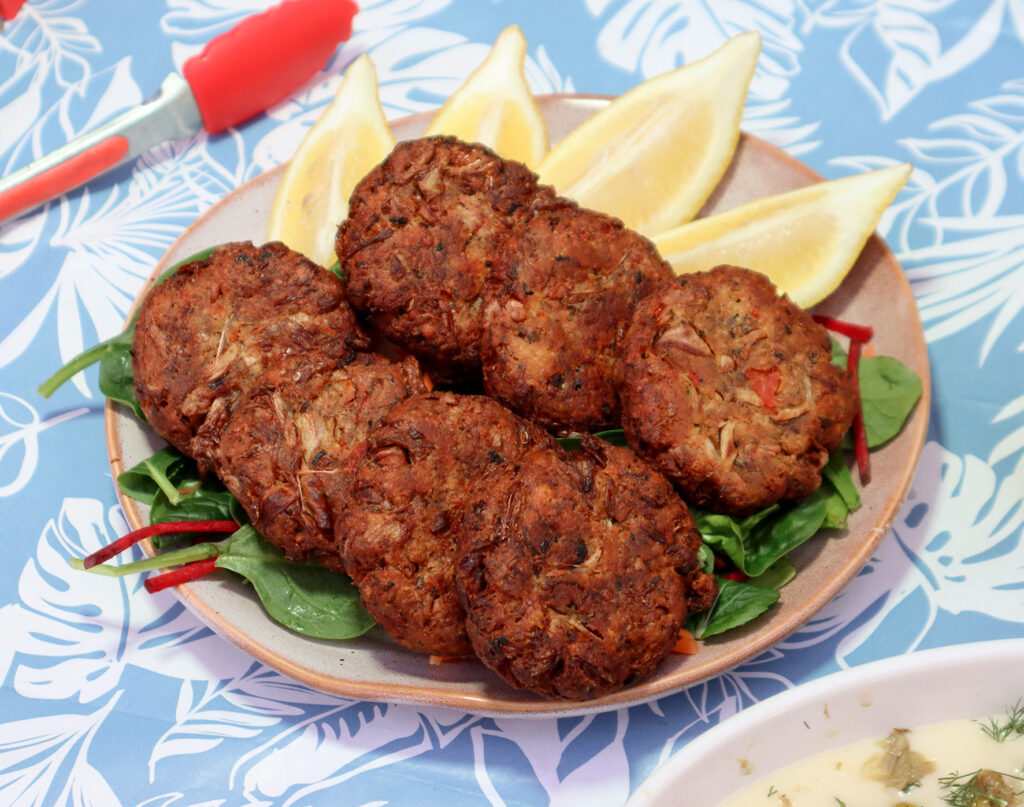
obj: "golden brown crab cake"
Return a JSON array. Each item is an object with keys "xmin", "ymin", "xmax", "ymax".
[
  {"xmin": 336, "ymin": 391, "xmax": 556, "ymax": 656},
  {"xmin": 481, "ymin": 202, "xmax": 672, "ymax": 433},
  {"xmin": 194, "ymin": 352, "xmax": 427, "ymax": 572},
  {"xmin": 132, "ymin": 241, "xmax": 368, "ymax": 460},
  {"xmin": 456, "ymin": 437, "xmax": 716, "ymax": 701},
  {"xmin": 336, "ymin": 137, "xmax": 555, "ymax": 381},
  {"xmin": 617, "ymin": 265, "xmax": 857, "ymax": 516}
]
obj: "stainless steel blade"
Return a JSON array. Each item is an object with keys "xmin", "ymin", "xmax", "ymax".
[{"xmin": 0, "ymin": 73, "xmax": 203, "ymax": 221}]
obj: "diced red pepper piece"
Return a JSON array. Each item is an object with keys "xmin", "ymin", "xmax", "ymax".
[
  {"xmin": 847, "ymin": 340, "xmax": 871, "ymax": 483},
  {"xmin": 812, "ymin": 314, "xmax": 874, "ymax": 344},
  {"xmin": 744, "ymin": 366, "xmax": 782, "ymax": 409},
  {"xmin": 83, "ymin": 520, "xmax": 238, "ymax": 569},
  {"xmin": 144, "ymin": 557, "xmax": 219, "ymax": 593},
  {"xmin": 723, "ymin": 569, "xmax": 747, "ymax": 582}
]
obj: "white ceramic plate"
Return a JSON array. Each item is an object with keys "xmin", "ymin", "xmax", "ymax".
[
  {"xmin": 626, "ymin": 638, "xmax": 1024, "ymax": 805},
  {"xmin": 106, "ymin": 94, "xmax": 931, "ymax": 716}
]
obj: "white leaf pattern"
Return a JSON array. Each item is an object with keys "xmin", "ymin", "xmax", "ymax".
[
  {"xmin": 586, "ymin": 0, "xmax": 818, "ymax": 152},
  {"xmin": 4, "ymin": 498, "xmax": 251, "ymax": 705},
  {"xmin": 2, "ymin": 2, "xmax": 1023, "ymax": 804},
  {"xmin": 0, "ymin": 694, "xmax": 121, "ymax": 807},
  {"xmin": 803, "ymin": 0, "xmax": 1008, "ymax": 120},
  {"xmin": 0, "ymin": 394, "xmax": 87, "ymax": 497},
  {"xmin": 793, "ymin": 441, "xmax": 1024, "ymax": 666}
]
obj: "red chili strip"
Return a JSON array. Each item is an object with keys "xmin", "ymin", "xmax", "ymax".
[
  {"xmin": 812, "ymin": 314, "xmax": 874, "ymax": 343},
  {"xmin": 847, "ymin": 340, "xmax": 871, "ymax": 483},
  {"xmin": 83, "ymin": 520, "xmax": 237, "ymax": 569},
  {"xmin": 144, "ymin": 557, "xmax": 219, "ymax": 593}
]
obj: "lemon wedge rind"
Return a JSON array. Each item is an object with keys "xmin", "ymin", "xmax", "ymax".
[
  {"xmin": 424, "ymin": 24, "xmax": 549, "ymax": 169},
  {"xmin": 268, "ymin": 54, "xmax": 395, "ymax": 267},
  {"xmin": 536, "ymin": 31, "xmax": 761, "ymax": 237},
  {"xmin": 653, "ymin": 162, "xmax": 913, "ymax": 308}
]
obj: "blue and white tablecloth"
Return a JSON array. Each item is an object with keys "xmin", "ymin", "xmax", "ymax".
[{"xmin": 2, "ymin": 1, "xmax": 1022, "ymax": 804}]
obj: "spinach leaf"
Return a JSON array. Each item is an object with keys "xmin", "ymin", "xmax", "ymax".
[
  {"xmin": 96, "ymin": 330, "xmax": 141, "ymax": 418},
  {"xmin": 116, "ymin": 447, "xmax": 372, "ymax": 638},
  {"xmin": 747, "ymin": 555, "xmax": 796, "ymax": 590},
  {"xmin": 326, "ymin": 260, "xmax": 343, "ymax": 281},
  {"xmin": 38, "ymin": 330, "xmax": 138, "ymax": 406},
  {"xmin": 697, "ymin": 542, "xmax": 715, "ymax": 575},
  {"xmin": 592, "ymin": 428, "xmax": 628, "ymax": 446},
  {"xmin": 37, "ymin": 246, "xmax": 219, "ymax": 408},
  {"xmin": 117, "ymin": 446, "xmax": 191, "ymax": 505},
  {"xmin": 556, "ymin": 428, "xmax": 629, "ymax": 451},
  {"xmin": 688, "ymin": 577, "xmax": 780, "ymax": 639},
  {"xmin": 695, "ymin": 489, "xmax": 831, "ymax": 578},
  {"xmin": 118, "ymin": 448, "xmax": 243, "ymax": 548},
  {"xmin": 829, "ymin": 339, "xmax": 922, "ymax": 448},
  {"xmin": 216, "ymin": 526, "xmax": 375, "ymax": 640},
  {"xmin": 149, "ymin": 483, "xmax": 242, "ymax": 549},
  {"xmin": 857, "ymin": 355, "xmax": 923, "ymax": 447},
  {"xmin": 822, "ymin": 450, "xmax": 860, "ymax": 511},
  {"xmin": 822, "ymin": 488, "xmax": 850, "ymax": 530}
]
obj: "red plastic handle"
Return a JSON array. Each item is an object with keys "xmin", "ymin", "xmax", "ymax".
[
  {"xmin": 0, "ymin": 135, "xmax": 128, "ymax": 223},
  {"xmin": 183, "ymin": 0, "xmax": 358, "ymax": 134},
  {"xmin": 0, "ymin": 0, "xmax": 27, "ymax": 22}
]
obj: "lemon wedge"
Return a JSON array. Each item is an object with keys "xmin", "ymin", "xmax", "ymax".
[
  {"xmin": 424, "ymin": 25, "xmax": 548, "ymax": 168},
  {"xmin": 536, "ymin": 31, "xmax": 760, "ymax": 237},
  {"xmin": 268, "ymin": 54, "xmax": 395, "ymax": 266},
  {"xmin": 653, "ymin": 163, "xmax": 913, "ymax": 308}
]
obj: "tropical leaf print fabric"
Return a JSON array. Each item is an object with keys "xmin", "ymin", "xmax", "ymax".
[{"xmin": 1, "ymin": 1, "xmax": 1021, "ymax": 804}]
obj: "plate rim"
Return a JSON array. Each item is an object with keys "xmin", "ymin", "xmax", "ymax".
[{"xmin": 105, "ymin": 92, "xmax": 931, "ymax": 716}]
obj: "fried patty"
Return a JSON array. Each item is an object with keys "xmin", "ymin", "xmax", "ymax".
[
  {"xmin": 337, "ymin": 137, "xmax": 554, "ymax": 380},
  {"xmin": 482, "ymin": 202, "xmax": 672, "ymax": 433},
  {"xmin": 336, "ymin": 392, "xmax": 555, "ymax": 656},
  {"xmin": 132, "ymin": 241, "xmax": 368, "ymax": 460},
  {"xmin": 456, "ymin": 437, "xmax": 716, "ymax": 701},
  {"xmin": 617, "ymin": 266, "xmax": 857, "ymax": 515},
  {"xmin": 194, "ymin": 352, "xmax": 426, "ymax": 572}
]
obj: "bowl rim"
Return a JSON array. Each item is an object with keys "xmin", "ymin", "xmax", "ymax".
[{"xmin": 627, "ymin": 638, "xmax": 1024, "ymax": 805}]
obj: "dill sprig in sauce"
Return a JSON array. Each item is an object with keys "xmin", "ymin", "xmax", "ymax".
[
  {"xmin": 978, "ymin": 701, "xmax": 1024, "ymax": 744},
  {"xmin": 939, "ymin": 769, "xmax": 1024, "ymax": 807}
]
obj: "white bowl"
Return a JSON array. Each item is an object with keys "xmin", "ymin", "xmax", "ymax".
[{"xmin": 627, "ymin": 638, "xmax": 1024, "ymax": 805}]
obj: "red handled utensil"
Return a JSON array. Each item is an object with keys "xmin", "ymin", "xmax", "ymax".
[
  {"xmin": 0, "ymin": 0, "xmax": 358, "ymax": 224},
  {"xmin": 0, "ymin": 0, "xmax": 27, "ymax": 23}
]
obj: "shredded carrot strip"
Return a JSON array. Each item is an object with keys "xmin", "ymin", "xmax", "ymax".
[
  {"xmin": 83, "ymin": 520, "xmax": 237, "ymax": 569},
  {"xmin": 428, "ymin": 655, "xmax": 457, "ymax": 665},
  {"xmin": 672, "ymin": 629, "xmax": 700, "ymax": 655},
  {"xmin": 144, "ymin": 557, "xmax": 219, "ymax": 593}
]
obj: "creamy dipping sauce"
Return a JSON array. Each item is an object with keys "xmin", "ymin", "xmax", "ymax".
[{"xmin": 720, "ymin": 717, "xmax": 1024, "ymax": 806}]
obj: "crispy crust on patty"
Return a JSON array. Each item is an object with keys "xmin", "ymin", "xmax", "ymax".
[
  {"xmin": 132, "ymin": 241, "xmax": 368, "ymax": 459},
  {"xmin": 482, "ymin": 203, "xmax": 672, "ymax": 433},
  {"xmin": 336, "ymin": 392, "xmax": 556, "ymax": 656},
  {"xmin": 195, "ymin": 353, "xmax": 426, "ymax": 571},
  {"xmin": 337, "ymin": 137, "xmax": 555, "ymax": 379},
  {"xmin": 456, "ymin": 437, "xmax": 716, "ymax": 700},
  {"xmin": 617, "ymin": 265, "xmax": 857, "ymax": 515}
]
